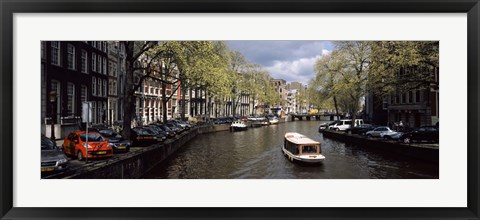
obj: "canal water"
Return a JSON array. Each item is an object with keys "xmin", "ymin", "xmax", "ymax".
[{"xmin": 142, "ymin": 121, "xmax": 439, "ymax": 179}]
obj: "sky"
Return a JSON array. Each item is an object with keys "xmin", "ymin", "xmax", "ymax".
[{"xmin": 226, "ymin": 41, "xmax": 334, "ymax": 86}]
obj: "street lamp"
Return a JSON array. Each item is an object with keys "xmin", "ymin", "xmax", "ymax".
[{"xmin": 48, "ymin": 90, "xmax": 57, "ymax": 140}]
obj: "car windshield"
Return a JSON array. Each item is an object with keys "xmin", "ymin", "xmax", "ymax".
[
  {"xmin": 159, "ymin": 125, "xmax": 171, "ymax": 131},
  {"xmin": 133, "ymin": 128, "xmax": 151, "ymax": 135},
  {"xmin": 41, "ymin": 137, "xmax": 57, "ymax": 150},
  {"xmin": 143, "ymin": 128, "xmax": 157, "ymax": 134},
  {"xmin": 99, "ymin": 129, "xmax": 117, "ymax": 137},
  {"xmin": 79, "ymin": 133, "xmax": 105, "ymax": 142}
]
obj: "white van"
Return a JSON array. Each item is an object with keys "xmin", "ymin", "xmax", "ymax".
[{"xmin": 329, "ymin": 119, "xmax": 364, "ymax": 131}]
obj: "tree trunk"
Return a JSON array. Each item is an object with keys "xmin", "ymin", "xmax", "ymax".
[
  {"xmin": 333, "ymin": 95, "xmax": 339, "ymax": 120},
  {"xmin": 161, "ymin": 75, "xmax": 167, "ymax": 123},
  {"xmin": 122, "ymin": 42, "xmax": 136, "ymax": 140},
  {"xmin": 180, "ymin": 77, "xmax": 186, "ymax": 121}
]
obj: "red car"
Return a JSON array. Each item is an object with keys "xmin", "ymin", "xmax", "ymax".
[{"xmin": 62, "ymin": 131, "xmax": 113, "ymax": 160}]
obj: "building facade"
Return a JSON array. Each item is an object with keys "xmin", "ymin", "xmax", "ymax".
[
  {"xmin": 366, "ymin": 67, "xmax": 439, "ymax": 128},
  {"xmin": 42, "ymin": 41, "xmax": 109, "ymax": 138}
]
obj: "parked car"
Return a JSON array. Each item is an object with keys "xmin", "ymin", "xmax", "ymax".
[
  {"xmin": 400, "ymin": 126, "xmax": 439, "ymax": 144},
  {"xmin": 98, "ymin": 129, "xmax": 131, "ymax": 153},
  {"xmin": 165, "ymin": 122, "xmax": 183, "ymax": 134},
  {"xmin": 345, "ymin": 124, "xmax": 376, "ymax": 135},
  {"xmin": 383, "ymin": 131, "xmax": 404, "ymax": 140},
  {"xmin": 365, "ymin": 126, "xmax": 394, "ymax": 138},
  {"xmin": 131, "ymin": 127, "xmax": 160, "ymax": 146},
  {"xmin": 62, "ymin": 131, "xmax": 113, "ymax": 160},
  {"xmin": 170, "ymin": 120, "xmax": 191, "ymax": 130},
  {"xmin": 41, "ymin": 135, "xmax": 68, "ymax": 173},
  {"xmin": 150, "ymin": 124, "xmax": 175, "ymax": 138},
  {"xmin": 318, "ymin": 121, "xmax": 339, "ymax": 131},
  {"xmin": 156, "ymin": 124, "xmax": 177, "ymax": 137},
  {"xmin": 143, "ymin": 126, "xmax": 167, "ymax": 142},
  {"xmin": 329, "ymin": 119, "xmax": 364, "ymax": 131}
]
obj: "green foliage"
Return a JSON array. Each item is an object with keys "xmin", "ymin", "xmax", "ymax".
[
  {"xmin": 311, "ymin": 41, "xmax": 439, "ymax": 116},
  {"xmin": 368, "ymin": 41, "xmax": 439, "ymax": 96}
]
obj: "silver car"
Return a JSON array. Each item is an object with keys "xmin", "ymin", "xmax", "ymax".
[
  {"xmin": 41, "ymin": 136, "xmax": 68, "ymax": 173},
  {"xmin": 366, "ymin": 126, "xmax": 394, "ymax": 138}
]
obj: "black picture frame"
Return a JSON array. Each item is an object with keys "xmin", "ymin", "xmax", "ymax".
[{"xmin": 1, "ymin": 0, "xmax": 479, "ymax": 219}]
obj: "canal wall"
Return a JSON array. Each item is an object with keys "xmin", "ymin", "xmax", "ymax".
[
  {"xmin": 198, "ymin": 124, "xmax": 230, "ymax": 133},
  {"xmin": 50, "ymin": 128, "xmax": 199, "ymax": 179},
  {"xmin": 320, "ymin": 129, "xmax": 439, "ymax": 163},
  {"xmin": 48, "ymin": 124, "xmax": 235, "ymax": 179}
]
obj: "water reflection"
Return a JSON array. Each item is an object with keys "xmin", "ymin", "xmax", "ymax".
[{"xmin": 143, "ymin": 121, "xmax": 438, "ymax": 179}]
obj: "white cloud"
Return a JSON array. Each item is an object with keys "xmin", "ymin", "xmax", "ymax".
[{"xmin": 265, "ymin": 51, "xmax": 330, "ymax": 85}]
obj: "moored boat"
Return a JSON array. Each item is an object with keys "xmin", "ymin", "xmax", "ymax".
[
  {"xmin": 230, "ymin": 120, "xmax": 248, "ymax": 132},
  {"xmin": 267, "ymin": 115, "xmax": 279, "ymax": 125},
  {"xmin": 282, "ymin": 132, "xmax": 325, "ymax": 163}
]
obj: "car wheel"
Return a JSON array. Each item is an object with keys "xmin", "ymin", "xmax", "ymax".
[
  {"xmin": 403, "ymin": 137, "xmax": 411, "ymax": 144},
  {"xmin": 77, "ymin": 151, "xmax": 84, "ymax": 161},
  {"xmin": 347, "ymin": 130, "xmax": 352, "ymax": 134},
  {"xmin": 334, "ymin": 128, "xmax": 339, "ymax": 131},
  {"xmin": 367, "ymin": 134, "xmax": 372, "ymax": 138}
]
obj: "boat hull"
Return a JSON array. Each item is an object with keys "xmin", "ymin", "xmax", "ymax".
[
  {"xmin": 282, "ymin": 146, "xmax": 325, "ymax": 163},
  {"xmin": 251, "ymin": 123, "xmax": 263, "ymax": 128},
  {"xmin": 231, "ymin": 126, "xmax": 248, "ymax": 132}
]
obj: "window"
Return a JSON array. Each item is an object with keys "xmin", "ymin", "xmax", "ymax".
[
  {"xmin": 92, "ymin": 102, "xmax": 97, "ymax": 124},
  {"xmin": 92, "ymin": 41, "xmax": 96, "ymax": 48},
  {"xmin": 50, "ymin": 41, "xmax": 61, "ymax": 66},
  {"xmin": 408, "ymin": 91, "xmax": 413, "ymax": 103},
  {"xmin": 92, "ymin": 77, "xmax": 97, "ymax": 96},
  {"xmin": 92, "ymin": 53, "xmax": 97, "ymax": 72},
  {"xmin": 109, "ymin": 80, "xmax": 113, "ymax": 95},
  {"xmin": 103, "ymin": 79, "xmax": 107, "ymax": 97},
  {"xmin": 67, "ymin": 83, "xmax": 75, "ymax": 115},
  {"xmin": 382, "ymin": 99, "xmax": 388, "ymax": 110},
  {"xmin": 302, "ymin": 145, "xmax": 318, "ymax": 154},
  {"xmin": 416, "ymin": 90, "xmax": 421, "ymax": 103},
  {"xmin": 81, "ymin": 85, "xmax": 88, "ymax": 103},
  {"xmin": 41, "ymin": 41, "xmax": 46, "ymax": 59},
  {"xmin": 103, "ymin": 57, "xmax": 107, "ymax": 74},
  {"xmin": 81, "ymin": 50, "xmax": 88, "ymax": 73},
  {"xmin": 67, "ymin": 44, "xmax": 76, "ymax": 70},
  {"xmin": 103, "ymin": 42, "xmax": 107, "ymax": 52},
  {"xmin": 97, "ymin": 56, "xmax": 102, "ymax": 74},
  {"xmin": 98, "ymin": 78, "xmax": 102, "ymax": 97}
]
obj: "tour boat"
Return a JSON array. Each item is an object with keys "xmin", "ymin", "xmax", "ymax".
[
  {"xmin": 230, "ymin": 120, "xmax": 248, "ymax": 132},
  {"xmin": 282, "ymin": 132, "xmax": 325, "ymax": 163}
]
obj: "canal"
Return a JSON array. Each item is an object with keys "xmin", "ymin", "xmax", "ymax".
[{"xmin": 142, "ymin": 121, "xmax": 439, "ymax": 179}]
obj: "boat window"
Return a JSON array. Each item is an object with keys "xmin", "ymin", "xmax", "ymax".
[
  {"xmin": 302, "ymin": 145, "xmax": 318, "ymax": 154},
  {"xmin": 284, "ymin": 138, "xmax": 299, "ymax": 155}
]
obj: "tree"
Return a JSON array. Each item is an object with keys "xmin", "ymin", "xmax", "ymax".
[
  {"xmin": 333, "ymin": 41, "xmax": 371, "ymax": 124},
  {"xmin": 368, "ymin": 41, "xmax": 439, "ymax": 96},
  {"xmin": 122, "ymin": 41, "xmax": 161, "ymax": 139},
  {"xmin": 312, "ymin": 50, "xmax": 345, "ymax": 119}
]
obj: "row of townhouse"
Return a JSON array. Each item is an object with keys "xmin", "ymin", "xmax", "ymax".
[
  {"xmin": 365, "ymin": 66, "xmax": 439, "ymax": 128},
  {"xmin": 41, "ymin": 41, "xmax": 110, "ymax": 139},
  {"xmin": 286, "ymin": 82, "xmax": 310, "ymax": 114},
  {"xmin": 41, "ymin": 41, "xmax": 260, "ymax": 139}
]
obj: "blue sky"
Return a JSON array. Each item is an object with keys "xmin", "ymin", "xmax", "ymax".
[{"xmin": 227, "ymin": 41, "xmax": 334, "ymax": 85}]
